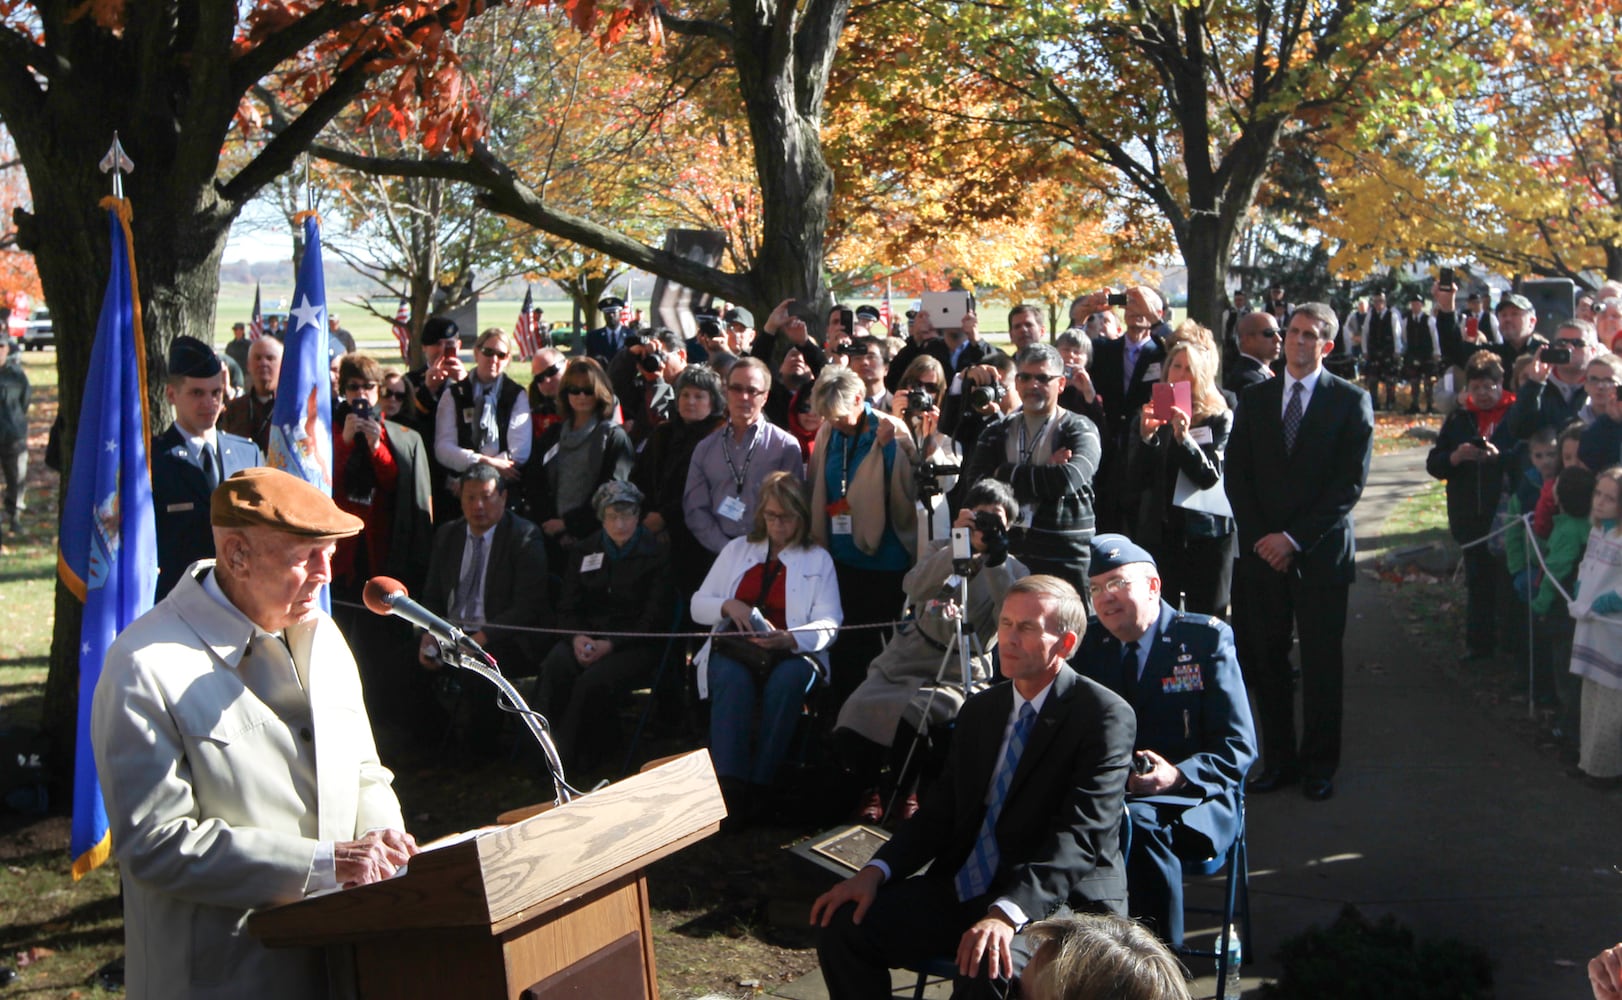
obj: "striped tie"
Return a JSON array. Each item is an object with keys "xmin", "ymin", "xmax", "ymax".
[
  {"xmin": 955, "ymin": 702, "xmax": 1038, "ymax": 901},
  {"xmin": 1283, "ymin": 381, "xmax": 1305, "ymax": 454}
]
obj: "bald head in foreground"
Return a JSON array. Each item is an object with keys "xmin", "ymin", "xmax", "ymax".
[{"xmin": 92, "ymin": 467, "xmax": 416, "ymax": 1000}]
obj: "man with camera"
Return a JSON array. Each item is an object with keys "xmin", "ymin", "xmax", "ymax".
[
  {"xmin": 1082, "ymin": 286, "xmax": 1167, "ymax": 535},
  {"xmin": 848, "ymin": 335, "xmax": 892, "ymax": 412},
  {"xmin": 834, "ymin": 479, "xmax": 1029, "ymax": 825},
  {"xmin": 401, "ymin": 316, "xmax": 465, "ymax": 441},
  {"xmin": 610, "ymin": 328, "xmax": 685, "ymax": 446},
  {"xmin": 1510, "ymin": 316, "xmax": 1599, "ymax": 439},
  {"xmin": 945, "ymin": 310, "xmax": 1001, "ymax": 375},
  {"xmin": 961, "ymin": 344, "xmax": 1102, "ymax": 592},
  {"xmin": 887, "ymin": 307, "xmax": 954, "ymax": 393},
  {"xmin": 1070, "ymin": 535, "xmax": 1255, "ymax": 949}
]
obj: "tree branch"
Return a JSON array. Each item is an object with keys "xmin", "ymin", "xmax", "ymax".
[
  {"xmin": 311, "ymin": 143, "xmax": 755, "ymax": 304},
  {"xmin": 655, "ymin": 3, "xmax": 735, "ymax": 43},
  {"xmin": 228, "ymin": 0, "xmax": 385, "ymax": 98}
]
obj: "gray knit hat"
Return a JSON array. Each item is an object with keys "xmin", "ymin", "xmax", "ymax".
[{"xmin": 592, "ymin": 480, "xmax": 644, "ymax": 520}]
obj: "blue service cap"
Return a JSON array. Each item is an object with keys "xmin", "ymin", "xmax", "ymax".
[{"xmin": 1088, "ymin": 533, "xmax": 1157, "ymax": 574}]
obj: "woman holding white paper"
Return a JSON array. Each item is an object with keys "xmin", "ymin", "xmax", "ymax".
[{"xmin": 1127, "ymin": 329, "xmax": 1235, "ymax": 615}]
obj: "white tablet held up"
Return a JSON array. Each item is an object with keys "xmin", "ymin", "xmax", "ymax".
[{"xmin": 921, "ymin": 291, "xmax": 976, "ymax": 331}]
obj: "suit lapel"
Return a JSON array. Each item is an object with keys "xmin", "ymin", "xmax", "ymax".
[
  {"xmin": 1293, "ymin": 372, "xmax": 1343, "ymax": 454},
  {"xmin": 1006, "ymin": 667, "xmax": 1076, "ymax": 801}
]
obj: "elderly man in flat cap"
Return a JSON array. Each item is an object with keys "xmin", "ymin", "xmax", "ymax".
[
  {"xmin": 92, "ymin": 467, "xmax": 416, "ymax": 1000},
  {"xmin": 152, "ymin": 334, "xmax": 263, "ymax": 600}
]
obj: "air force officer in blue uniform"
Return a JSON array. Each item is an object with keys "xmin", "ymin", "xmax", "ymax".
[
  {"xmin": 152, "ymin": 335, "xmax": 262, "ymax": 599},
  {"xmin": 1072, "ymin": 534, "xmax": 1256, "ymax": 948}
]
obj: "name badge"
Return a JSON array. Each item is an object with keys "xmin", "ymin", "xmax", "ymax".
[
  {"xmin": 462, "ymin": 407, "xmax": 477, "ymax": 424},
  {"xmin": 831, "ymin": 514, "xmax": 854, "ymax": 535},
  {"xmin": 543, "ymin": 444, "xmax": 559, "ymax": 464},
  {"xmin": 580, "ymin": 552, "xmax": 605, "ymax": 572},
  {"xmin": 166, "ymin": 502, "xmax": 194, "ymax": 513},
  {"xmin": 1190, "ymin": 426, "xmax": 1214, "ymax": 445},
  {"xmin": 1141, "ymin": 363, "xmax": 1162, "ymax": 382},
  {"xmin": 717, "ymin": 495, "xmax": 747, "ymax": 522}
]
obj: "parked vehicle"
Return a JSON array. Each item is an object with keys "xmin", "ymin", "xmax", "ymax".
[{"xmin": 21, "ymin": 307, "xmax": 51, "ymax": 350}]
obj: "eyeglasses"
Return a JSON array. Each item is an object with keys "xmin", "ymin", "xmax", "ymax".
[
  {"xmin": 563, "ymin": 385, "xmax": 595, "ymax": 397},
  {"xmin": 480, "ymin": 347, "xmax": 509, "ymax": 360},
  {"xmin": 912, "ymin": 382, "xmax": 941, "ymax": 392},
  {"xmin": 1589, "ymin": 376, "xmax": 1619, "ymax": 390},
  {"xmin": 727, "ymin": 383, "xmax": 766, "ymax": 397},
  {"xmin": 1555, "ymin": 338, "xmax": 1586, "ymax": 349},
  {"xmin": 761, "ymin": 508, "xmax": 798, "ymax": 524},
  {"xmin": 343, "ymin": 380, "xmax": 378, "ymax": 392},
  {"xmin": 1014, "ymin": 372, "xmax": 1061, "ymax": 386},
  {"xmin": 1086, "ymin": 577, "xmax": 1137, "ymax": 599},
  {"xmin": 382, "ymin": 389, "xmax": 408, "ymax": 400},
  {"xmin": 534, "ymin": 364, "xmax": 561, "ymax": 381}
]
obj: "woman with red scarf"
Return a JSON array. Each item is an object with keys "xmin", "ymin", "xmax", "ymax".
[{"xmin": 1426, "ymin": 349, "xmax": 1517, "ymax": 660}]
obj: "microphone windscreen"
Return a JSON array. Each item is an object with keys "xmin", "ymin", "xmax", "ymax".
[{"xmin": 362, "ymin": 576, "xmax": 407, "ymax": 616}]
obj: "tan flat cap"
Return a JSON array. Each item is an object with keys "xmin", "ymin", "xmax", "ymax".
[{"xmin": 211, "ymin": 467, "xmax": 363, "ymax": 538}]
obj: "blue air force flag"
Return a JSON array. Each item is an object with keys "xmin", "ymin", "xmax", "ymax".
[{"xmin": 267, "ymin": 212, "xmax": 333, "ymax": 494}]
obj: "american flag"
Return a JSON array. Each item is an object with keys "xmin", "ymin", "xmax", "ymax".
[
  {"xmin": 249, "ymin": 282, "xmax": 263, "ymax": 340},
  {"xmin": 513, "ymin": 285, "xmax": 537, "ymax": 357},
  {"xmin": 390, "ymin": 297, "xmax": 411, "ymax": 360}
]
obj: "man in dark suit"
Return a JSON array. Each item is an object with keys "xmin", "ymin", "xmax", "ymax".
[
  {"xmin": 583, "ymin": 296, "xmax": 634, "ymax": 364},
  {"xmin": 1224, "ymin": 312, "xmax": 1280, "ymax": 395},
  {"xmin": 152, "ymin": 335, "xmax": 263, "ymax": 599},
  {"xmin": 1084, "ymin": 286, "xmax": 1166, "ymax": 534},
  {"xmin": 1071, "ymin": 535, "xmax": 1256, "ymax": 947},
  {"xmin": 417, "ymin": 464, "xmax": 549, "ymax": 757},
  {"xmin": 1225, "ymin": 303, "xmax": 1373, "ymax": 802},
  {"xmin": 812, "ymin": 575, "xmax": 1135, "ymax": 998}
]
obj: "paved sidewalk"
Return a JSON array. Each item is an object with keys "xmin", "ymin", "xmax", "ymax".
[{"xmin": 759, "ymin": 447, "xmax": 1622, "ymax": 999}]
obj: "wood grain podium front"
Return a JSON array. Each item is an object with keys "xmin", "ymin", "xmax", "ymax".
[{"xmin": 248, "ymin": 750, "xmax": 725, "ymax": 999}]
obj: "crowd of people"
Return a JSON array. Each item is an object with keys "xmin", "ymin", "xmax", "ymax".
[
  {"xmin": 78, "ymin": 274, "xmax": 1622, "ymax": 997},
  {"xmin": 1405, "ymin": 280, "xmax": 1622, "ymax": 790}
]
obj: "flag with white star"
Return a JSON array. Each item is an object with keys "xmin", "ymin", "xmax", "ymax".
[
  {"xmin": 267, "ymin": 213, "xmax": 333, "ymax": 496},
  {"xmin": 59, "ymin": 198, "xmax": 157, "ymax": 879}
]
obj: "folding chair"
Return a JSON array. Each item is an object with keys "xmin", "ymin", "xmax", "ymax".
[{"xmin": 1175, "ymin": 789, "xmax": 1251, "ymax": 1000}]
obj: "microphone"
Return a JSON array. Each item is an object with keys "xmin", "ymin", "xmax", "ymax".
[{"xmin": 363, "ymin": 576, "xmax": 492, "ymax": 664}]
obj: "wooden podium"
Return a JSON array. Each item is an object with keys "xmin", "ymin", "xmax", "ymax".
[{"xmin": 249, "ymin": 750, "xmax": 725, "ymax": 999}]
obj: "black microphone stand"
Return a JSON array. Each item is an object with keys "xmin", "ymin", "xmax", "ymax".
[{"xmin": 433, "ymin": 630, "xmax": 580, "ymax": 804}]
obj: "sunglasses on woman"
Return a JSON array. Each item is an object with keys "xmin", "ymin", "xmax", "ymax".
[
  {"xmin": 563, "ymin": 385, "xmax": 595, "ymax": 396},
  {"xmin": 480, "ymin": 347, "xmax": 509, "ymax": 360}
]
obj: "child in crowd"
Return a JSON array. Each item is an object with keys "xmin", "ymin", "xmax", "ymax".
[
  {"xmin": 1534, "ymin": 422, "xmax": 1587, "ymax": 540},
  {"xmin": 1506, "ymin": 427, "xmax": 1562, "ymax": 661},
  {"xmin": 1531, "ymin": 465, "xmax": 1595, "ymax": 729},
  {"xmin": 1569, "ymin": 466, "xmax": 1622, "ymax": 787}
]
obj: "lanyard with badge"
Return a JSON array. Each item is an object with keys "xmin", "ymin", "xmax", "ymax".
[
  {"xmin": 1014, "ymin": 414, "xmax": 1051, "ymax": 530},
  {"xmin": 829, "ymin": 411, "xmax": 871, "ymax": 536},
  {"xmin": 717, "ymin": 424, "xmax": 759, "ymax": 522}
]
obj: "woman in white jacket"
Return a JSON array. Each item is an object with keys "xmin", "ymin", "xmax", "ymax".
[{"xmin": 692, "ymin": 471, "xmax": 842, "ymax": 821}]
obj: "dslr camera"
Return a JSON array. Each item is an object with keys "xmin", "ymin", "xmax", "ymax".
[
  {"xmin": 904, "ymin": 386, "xmax": 937, "ymax": 417},
  {"xmin": 969, "ymin": 379, "xmax": 1007, "ymax": 412},
  {"xmin": 972, "ymin": 509, "xmax": 1010, "ymax": 567}
]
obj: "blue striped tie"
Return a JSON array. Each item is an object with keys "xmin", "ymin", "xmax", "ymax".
[
  {"xmin": 955, "ymin": 701, "xmax": 1038, "ymax": 901},
  {"xmin": 1283, "ymin": 381, "xmax": 1305, "ymax": 454}
]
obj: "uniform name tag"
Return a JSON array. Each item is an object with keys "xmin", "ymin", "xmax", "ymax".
[
  {"xmin": 462, "ymin": 407, "xmax": 477, "ymax": 424},
  {"xmin": 580, "ymin": 552, "xmax": 605, "ymax": 572},
  {"xmin": 166, "ymin": 502, "xmax": 194, "ymax": 513},
  {"xmin": 543, "ymin": 444, "xmax": 559, "ymax": 464},
  {"xmin": 718, "ymin": 495, "xmax": 747, "ymax": 522}
]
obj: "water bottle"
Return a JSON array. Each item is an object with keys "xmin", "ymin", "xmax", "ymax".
[{"xmin": 1221, "ymin": 923, "xmax": 1243, "ymax": 998}]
